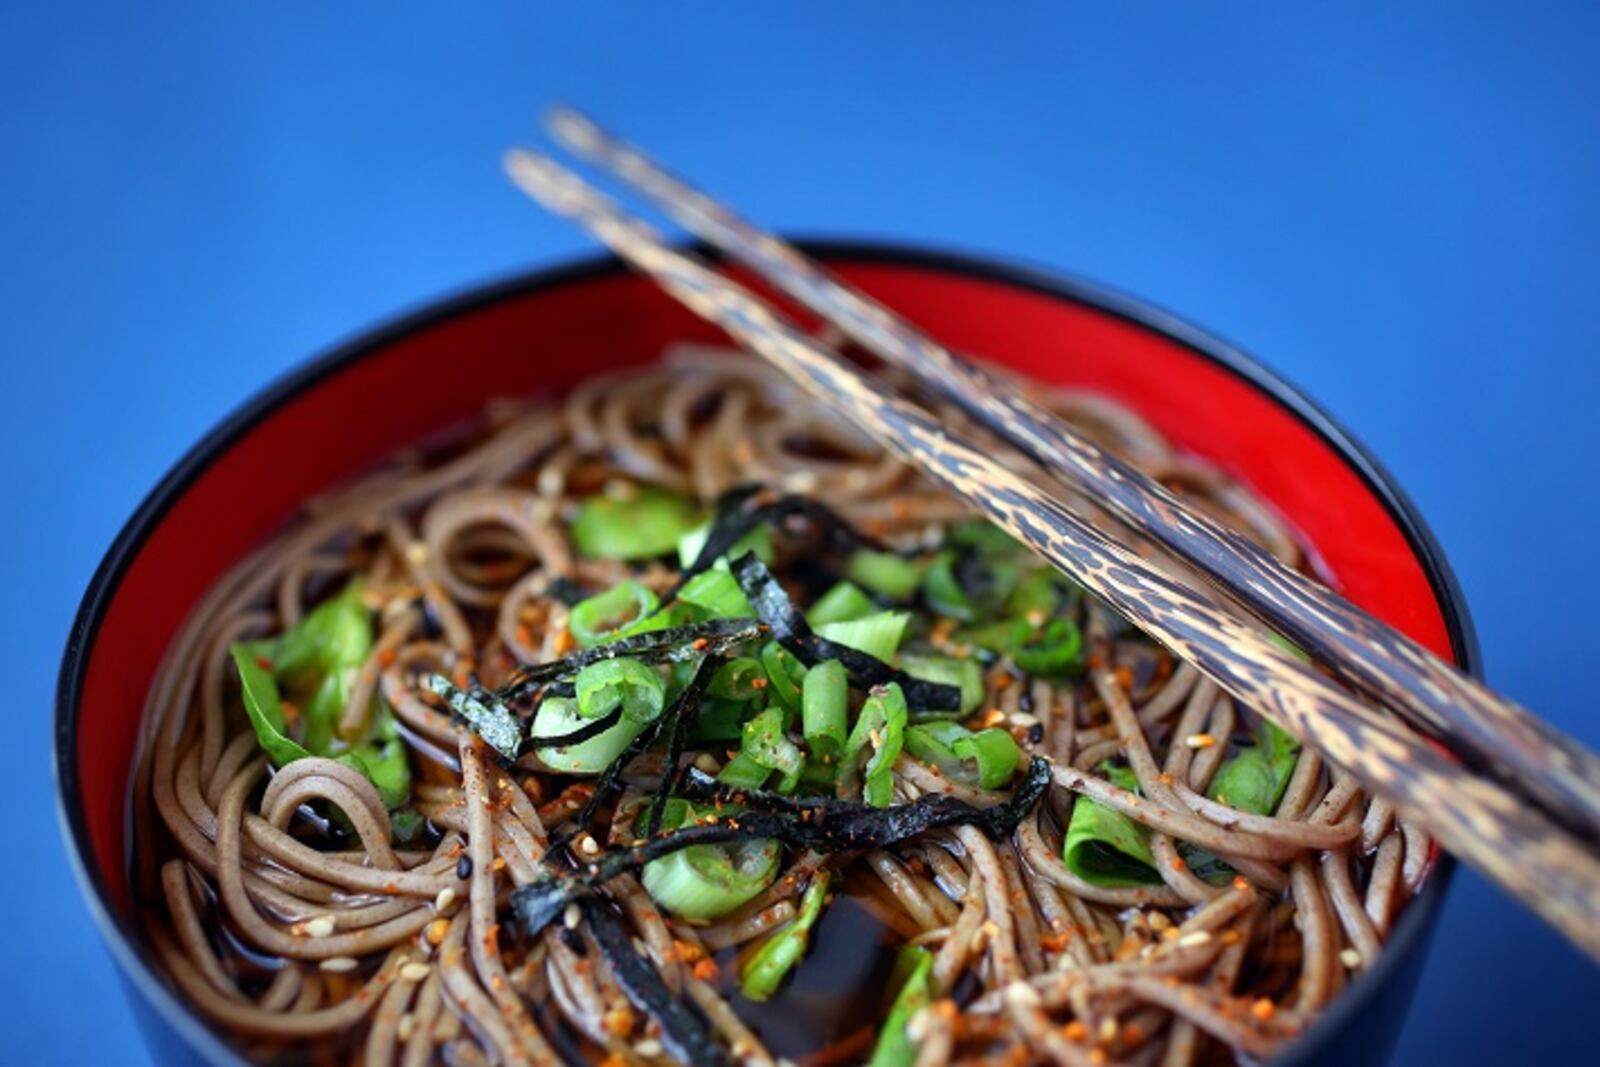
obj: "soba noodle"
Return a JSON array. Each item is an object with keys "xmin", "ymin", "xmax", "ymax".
[{"xmin": 133, "ymin": 343, "xmax": 1432, "ymax": 1065}]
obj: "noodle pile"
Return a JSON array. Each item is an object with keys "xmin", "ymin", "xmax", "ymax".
[{"xmin": 134, "ymin": 343, "xmax": 1433, "ymax": 1065}]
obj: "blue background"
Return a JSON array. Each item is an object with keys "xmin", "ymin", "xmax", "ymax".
[{"xmin": 3, "ymin": 3, "xmax": 1595, "ymax": 1063}]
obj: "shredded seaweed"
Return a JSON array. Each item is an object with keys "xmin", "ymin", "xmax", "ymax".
[
  {"xmin": 495, "ymin": 618, "xmax": 765, "ymax": 701},
  {"xmin": 728, "ymin": 553, "xmax": 961, "ymax": 711},
  {"xmin": 580, "ymin": 899, "xmax": 734, "ymax": 1067},
  {"xmin": 510, "ymin": 757, "xmax": 1049, "ymax": 937},
  {"xmin": 672, "ymin": 485, "xmax": 887, "ymax": 596},
  {"xmin": 643, "ymin": 656, "xmax": 719, "ymax": 837},
  {"xmin": 426, "ymin": 676, "xmax": 523, "ymax": 761},
  {"xmin": 526, "ymin": 706, "xmax": 624, "ymax": 748},
  {"xmin": 551, "ymin": 656, "xmax": 719, "ymax": 850}
]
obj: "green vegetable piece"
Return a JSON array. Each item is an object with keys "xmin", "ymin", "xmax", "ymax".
[
  {"xmin": 640, "ymin": 799, "xmax": 780, "ymax": 921},
  {"xmin": 801, "ymin": 659, "xmax": 849, "ymax": 759},
  {"xmin": 953, "ymin": 728, "xmax": 1021, "ymax": 790},
  {"xmin": 1208, "ymin": 721, "xmax": 1301, "ymax": 815},
  {"xmin": 846, "ymin": 683, "xmax": 908, "ymax": 807},
  {"xmin": 815, "ymin": 610, "xmax": 910, "ymax": 664},
  {"xmin": 388, "ymin": 807, "xmax": 426, "ymax": 844},
  {"xmin": 530, "ymin": 695, "xmax": 649, "ymax": 774},
  {"xmin": 708, "ymin": 657, "xmax": 767, "ymax": 702},
  {"xmin": 946, "ymin": 519, "xmax": 1022, "ymax": 557},
  {"xmin": 717, "ymin": 752, "xmax": 774, "ymax": 789},
  {"xmin": 1009, "ymin": 617, "xmax": 1084, "ymax": 677},
  {"xmin": 741, "ymin": 707, "xmax": 805, "ymax": 793},
  {"xmin": 572, "ymin": 485, "xmax": 704, "ymax": 561},
  {"xmin": 570, "ymin": 581, "xmax": 661, "ymax": 646},
  {"xmin": 677, "ymin": 521, "xmax": 775, "ymax": 570},
  {"xmin": 740, "ymin": 873, "xmax": 832, "ymax": 1002},
  {"xmin": 1062, "ymin": 761, "xmax": 1161, "ymax": 887},
  {"xmin": 575, "ymin": 658, "xmax": 668, "ymax": 724},
  {"xmin": 845, "ymin": 550, "xmax": 923, "ymax": 600},
  {"xmin": 688, "ymin": 697, "xmax": 751, "ymax": 744},
  {"xmin": 806, "ymin": 581, "xmax": 877, "ymax": 627},
  {"xmin": 905, "ymin": 721, "xmax": 1019, "ymax": 790},
  {"xmin": 868, "ymin": 946, "xmax": 935, "ymax": 1067},
  {"xmin": 230, "ymin": 643, "xmax": 313, "ymax": 768},
  {"xmin": 272, "ymin": 578, "xmax": 373, "ymax": 685},
  {"xmin": 678, "ymin": 569, "xmax": 755, "ymax": 619},
  {"xmin": 759, "ymin": 641, "xmax": 808, "ymax": 715},
  {"xmin": 898, "ymin": 654, "xmax": 985, "ymax": 717},
  {"xmin": 921, "ymin": 550, "xmax": 978, "ymax": 622}
]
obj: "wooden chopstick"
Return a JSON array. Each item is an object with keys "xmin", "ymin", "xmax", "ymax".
[
  {"xmin": 545, "ymin": 104, "xmax": 1600, "ymax": 845},
  {"xmin": 503, "ymin": 145, "xmax": 1600, "ymax": 959}
]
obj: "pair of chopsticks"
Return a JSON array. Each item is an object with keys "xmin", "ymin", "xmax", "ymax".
[{"xmin": 504, "ymin": 108, "xmax": 1600, "ymax": 959}]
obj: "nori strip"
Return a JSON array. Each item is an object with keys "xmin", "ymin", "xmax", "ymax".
[
  {"xmin": 671, "ymin": 484, "xmax": 888, "ymax": 596},
  {"xmin": 728, "ymin": 552, "xmax": 962, "ymax": 711},
  {"xmin": 427, "ymin": 675, "xmax": 523, "ymax": 761},
  {"xmin": 494, "ymin": 618, "xmax": 765, "ymax": 701},
  {"xmin": 580, "ymin": 899, "xmax": 734, "ymax": 1067},
  {"xmin": 549, "ymin": 656, "xmax": 718, "ymax": 850},
  {"xmin": 642, "ymin": 657, "xmax": 719, "ymax": 838},
  {"xmin": 526, "ymin": 706, "xmax": 623, "ymax": 748},
  {"xmin": 510, "ymin": 757, "xmax": 1049, "ymax": 937}
]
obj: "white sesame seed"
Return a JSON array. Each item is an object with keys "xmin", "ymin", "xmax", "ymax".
[
  {"xmin": 579, "ymin": 835, "xmax": 601, "ymax": 857},
  {"xmin": 692, "ymin": 753, "xmax": 721, "ymax": 775},
  {"xmin": 400, "ymin": 962, "xmax": 431, "ymax": 982},
  {"xmin": 906, "ymin": 1008, "xmax": 930, "ymax": 1042},
  {"xmin": 319, "ymin": 956, "xmax": 358, "ymax": 973},
  {"xmin": 1009, "ymin": 712, "xmax": 1041, "ymax": 728},
  {"xmin": 634, "ymin": 1038, "xmax": 663, "ymax": 1057},
  {"xmin": 303, "ymin": 915, "xmax": 336, "ymax": 938},
  {"xmin": 1178, "ymin": 930, "xmax": 1213, "ymax": 948},
  {"xmin": 434, "ymin": 887, "xmax": 457, "ymax": 913},
  {"xmin": 1098, "ymin": 1016, "xmax": 1118, "ymax": 1042},
  {"xmin": 1147, "ymin": 912, "xmax": 1172, "ymax": 932},
  {"xmin": 404, "ymin": 542, "xmax": 429, "ymax": 566},
  {"xmin": 1183, "ymin": 733, "xmax": 1217, "ymax": 749},
  {"xmin": 1340, "ymin": 948, "xmax": 1363, "ymax": 969},
  {"xmin": 396, "ymin": 1014, "xmax": 416, "ymax": 1042},
  {"xmin": 1005, "ymin": 980, "xmax": 1041, "ymax": 1007},
  {"xmin": 563, "ymin": 903, "xmax": 582, "ymax": 930}
]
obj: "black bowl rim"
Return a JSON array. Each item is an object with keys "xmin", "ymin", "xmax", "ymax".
[{"xmin": 54, "ymin": 238, "xmax": 1475, "ymax": 1066}]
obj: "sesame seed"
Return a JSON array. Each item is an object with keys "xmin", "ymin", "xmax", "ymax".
[
  {"xmin": 1340, "ymin": 948, "xmax": 1363, "ymax": 969},
  {"xmin": 434, "ymin": 887, "xmax": 457, "ymax": 913},
  {"xmin": 634, "ymin": 1038, "xmax": 663, "ymax": 1057},
  {"xmin": 579, "ymin": 836, "xmax": 601, "ymax": 857},
  {"xmin": 320, "ymin": 956, "xmax": 358, "ymax": 973},
  {"xmin": 1147, "ymin": 912, "xmax": 1172, "ymax": 932},
  {"xmin": 303, "ymin": 915, "xmax": 336, "ymax": 938},
  {"xmin": 425, "ymin": 919, "xmax": 449, "ymax": 946},
  {"xmin": 1098, "ymin": 1016, "xmax": 1118, "ymax": 1042},
  {"xmin": 1178, "ymin": 930, "xmax": 1213, "ymax": 948},
  {"xmin": 563, "ymin": 903, "xmax": 582, "ymax": 930},
  {"xmin": 396, "ymin": 1014, "xmax": 416, "ymax": 1042},
  {"xmin": 1183, "ymin": 733, "xmax": 1217, "ymax": 749},
  {"xmin": 400, "ymin": 962, "xmax": 431, "ymax": 982},
  {"xmin": 1005, "ymin": 980, "xmax": 1041, "ymax": 1007},
  {"xmin": 1009, "ymin": 712, "xmax": 1040, "ymax": 728}
]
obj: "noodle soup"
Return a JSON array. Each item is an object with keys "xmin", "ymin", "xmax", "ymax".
[{"xmin": 131, "ymin": 343, "xmax": 1432, "ymax": 1065}]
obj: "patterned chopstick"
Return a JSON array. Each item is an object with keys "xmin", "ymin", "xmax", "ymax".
[
  {"xmin": 546, "ymin": 104, "xmax": 1600, "ymax": 845},
  {"xmin": 503, "ymin": 145, "xmax": 1600, "ymax": 958}
]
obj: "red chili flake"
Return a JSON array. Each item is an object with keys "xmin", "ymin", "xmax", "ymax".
[{"xmin": 255, "ymin": 656, "xmax": 274, "ymax": 671}]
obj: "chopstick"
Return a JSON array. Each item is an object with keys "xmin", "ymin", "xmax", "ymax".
[
  {"xmin": 545, "ymin": 105, "xmax": 1600, "ymax": 846},
  {"xmin": 502, "ymin": 145, "xmax": 1600, "ymax": 960}
]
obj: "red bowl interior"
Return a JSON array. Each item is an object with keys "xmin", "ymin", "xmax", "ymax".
[{"xmin": 60, "ymin": 242, "xmax": 1466, "ymax": 935}]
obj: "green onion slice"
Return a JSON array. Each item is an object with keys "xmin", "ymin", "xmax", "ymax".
[
  {"xmin": 575, "ymin": 657, "xmax": 668, "ymax": 724},
  {"xmin": 639, "ymin": 800, "xmax": 780, "ymax": 922},
  {"xmin": 569, "ymin": 581, "xmax": 661, "ymax": 647},
  {"xmin": 739, "ymin": 873, "xmax": 832, "ymax": 1002},
  {"xmin": 572, "ymin": 485, "xmax": 704, "ymax": 561}
]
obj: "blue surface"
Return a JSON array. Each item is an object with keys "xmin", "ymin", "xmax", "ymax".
[{"xmin": 3, "ymin": 4, "xmax": 1596, "ymax": 1064}]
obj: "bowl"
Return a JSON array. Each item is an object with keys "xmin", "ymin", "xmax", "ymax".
[{"xmin": 56, "ymin": 241, "xmax": 1474, "ymax": 1065}]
